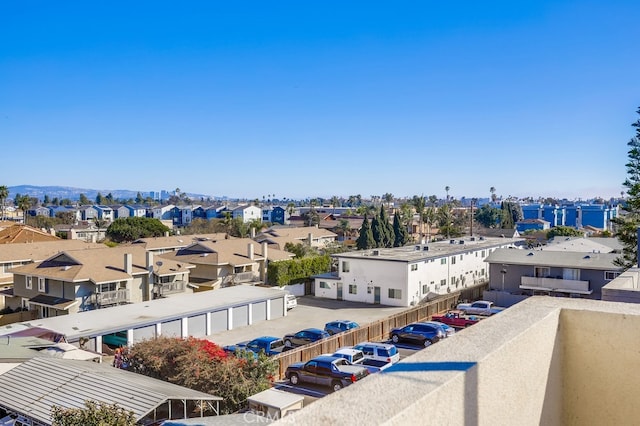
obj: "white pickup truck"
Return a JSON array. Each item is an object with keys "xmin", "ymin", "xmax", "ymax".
[
  {"xmin": 329, "ymin": 348, "xmax": 393, "ymax": 373},
  {"xmin": 455, "ymin": 300, "xmax": 505, "ymax": 316}
]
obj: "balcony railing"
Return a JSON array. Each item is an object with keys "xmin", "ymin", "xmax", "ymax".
[
  {"xmin": 96, "ymin": 289, "xmax": 130, "ymax": 305},
  {"xmin": 520, "ymin": 276, "xmax": 592, "ymax": 294},
  {"xmin": 157, "ymin": 280, "xmax": 186, "ymax": 295},
  {"xmin": 234, "ymin": 272, "xmax": 258, "ymax": 283}
]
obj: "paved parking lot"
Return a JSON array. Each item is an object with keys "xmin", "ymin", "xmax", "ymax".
[{"xmin": 207, "ymin": 296, "xmax": 408, "ymax": 347}]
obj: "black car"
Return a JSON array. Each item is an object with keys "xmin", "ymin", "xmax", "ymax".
[
  {"xmin": 389, "ymin": 322, "xmax": 445, "ymax": 347},
  {"xmin": 283, "ymin": 328, "xmax": 330, "ymax": 348}
]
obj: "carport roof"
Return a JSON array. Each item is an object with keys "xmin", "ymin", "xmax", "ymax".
[
  {"xmin": 0, "ymin": 285, "xmax": 287, "ymax": 341},
  {"xmin": 0, "ymin": 357, "xmax": 221, "ymax": 425}
]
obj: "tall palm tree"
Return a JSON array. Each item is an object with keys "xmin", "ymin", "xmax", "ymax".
[
  {"xmin": 445, "ymin": 186, "xmax": 450, "ymax": 203},
  {"xmin": 0, "ymin": 185, "xmax": 8, "ymax": 220},
  {"xmin": 423, "ymin": 207, "xmax": 437, "ymax": 243},
  {"xmin": 490, "ymin": 186, "xmax": 497, "ymax": 203},
  {"xmin": 411, "ymin": 195, "xmax": 426, "ymax": 242},
  {"xmin": 16, "ymin": 195, "xmax": 32, "ymax": 224}
]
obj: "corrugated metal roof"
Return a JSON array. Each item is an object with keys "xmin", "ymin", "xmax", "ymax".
[{"xmin": 0, "ymin": 357, "xmax": 221, "ymax": 425}]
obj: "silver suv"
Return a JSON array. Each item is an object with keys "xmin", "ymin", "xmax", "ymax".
[{"xmin": 352, "ymin": 342, "xmax": 400, "ymax": 364}]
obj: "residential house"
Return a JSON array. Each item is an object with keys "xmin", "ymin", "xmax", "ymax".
[
  {"xmin": 151, "ymin": 204, "xmax": 175, "ymax": 221},
  {"xmin": 129, "ymin": 233, "xmax": 230, "ymax": 255},
  {"xmin": 255, "ymin": 225, "xmax": 338, "ymax": 250},
  {"xmin": 0, "ymin": 240, "xmax": 104, "ymax": 309},
  {"xmin": 110, "ymin": 204, "xmax": 130, "ymax": 219},
  {"xmin": 158, "ymin": 237, "xmax": 294, "ymax": 288},
  {"xmin": 484, "ymin": 247, "xmax": 623, "ymax": 299},
  {"xmin": 78, "ymin": 205, "xmax": 99, "ymax": 221},
  {"xmin": 94, "ymin": 205, "xmax": 114, "ymax": 222},
  {"xmin": 0, "ymin": 224, "xmax": 59, "ymax": 245},
  {"xmin": 313, "ymin": 236, "xmax": 522, "ymax": 307},
  {"xmin": 232, "ymin": 205, "xmax": 262, "ymax": 223},
  {"xmin": 8, "ymin": 245, "xmax": 193, "ymax": 317},
  {"xmin": 53, "ymin": 223, "xmax": 106, "ymax": 243},
  {"xmin": 26, "ymin": 206, "xmax": 50, "ymax": 218},
  {"xmin": 48, "ymin": 206, "xmax": 81, "ymax": 222},
  {"xmin": 171, "ymin": 205, "xmax": 199, "ymax": 227},
  {"xmin": 124, "ymin": 204, "xmax": 148, "ymax": 218},
  {"xmin": 515, "ymin": 219, "xmax": 550, "ymax": 233}
]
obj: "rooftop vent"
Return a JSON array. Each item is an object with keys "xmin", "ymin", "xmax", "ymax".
[
  {"xmin": 470, "ymin": 237, "xmax": 476, "ymax": 241},
  {"xmin": 479, "ymin": 236, "xmax": 485, "ymax": 240},
  {"xmin": 459, "ymin": 240, "xmax": 465, "ymax": 244},
  {"xmin": 527, "ymin": 252, "xmax": 534, "ymax": 256},
  {"xmin": 372, "ymin": 250, "xmax": 380, "ymax": 256},
  {"xmin": 415, "ymin": 245, "xmax": 421, "ymax": 251},
  {"xmin": 423, "ymin": 246, "xmax": 429, "ymax": 251},
  {"xmin": 450, "ymin": 240, "xmax": 456, "ymax": 244}
]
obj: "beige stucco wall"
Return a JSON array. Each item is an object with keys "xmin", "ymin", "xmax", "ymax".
[{"xmin": 279, "ymin": 297, "xmax": 640, "ymax": 425}]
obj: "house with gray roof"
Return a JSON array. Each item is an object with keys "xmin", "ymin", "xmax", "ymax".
[{"xmin": 485, "ymin": 248, "xmax": 624, "ymax": 298}]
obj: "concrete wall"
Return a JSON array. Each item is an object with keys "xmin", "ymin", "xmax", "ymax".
[{"xmin": 280, "ymin": 298, "xmax": 640, "ymax": 425}]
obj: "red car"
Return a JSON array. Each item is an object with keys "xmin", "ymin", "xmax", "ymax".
[{"xmin": 431, "ymin": 311, "xmax": 482, "ymax": 328}]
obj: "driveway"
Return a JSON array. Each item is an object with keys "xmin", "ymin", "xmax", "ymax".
[{"xmin": 207, "ymin": 296, "xmax": 409, "ymax": 347}]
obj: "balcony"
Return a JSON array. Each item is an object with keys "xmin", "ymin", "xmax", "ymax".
[
  {"xmin": 157, "ymin": 280, "xmax": 186, "ymax": 296},
  {"xmin": 520, "ymin": 276, "xmax": 592, "ymax": 294},
  {"xmin": 95, "ymin": 289, "xmax": 129, "ymax": 305},
  {"xmin": 234, "ymin": 272, "xmax": 258, "ymax": 283}
]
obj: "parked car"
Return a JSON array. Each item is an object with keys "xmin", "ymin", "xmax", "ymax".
[
  {"xmin": 324, "ymin": 320, "xmax": 360, "ymax": 335},
  {"xmin": 455, "ymin": 300, "xmax": 505, "ymax": 316},
  {"xmin": 419, "ymin": 321, "xmax": 456, "ymax": 337},
  {"xmin": 389, "ymin": 322, "xmax": 444, "ymax": 347},
  {"xmin": 223, "ymin": 336, "xmax": 287, "ymax": 356},
  {"xmin": 330, "ymin": 348, "xmax": 393, "ymax": 373},
  {"xmin": 283, "ymin": 328, "xmax": 330, "ymax": 348},
  {"xmin": 431, "ymin": 310, "xmax": 482, "ymax": 328},
  {"xmin": 285, "ymin": 294, "xmax": 297, "ymax": 310},
  {"xmin": 285, "ymin": 355, "xmax": 370, "ymax": 392},
  {"xmin": 351, "ymin": 342, "xmax": 400, "ymax": 364}
]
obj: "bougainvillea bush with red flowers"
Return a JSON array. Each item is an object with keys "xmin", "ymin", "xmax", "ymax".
[{"xmin": 118, "ymin": 336, "xmax": 278, "ymax": 414}]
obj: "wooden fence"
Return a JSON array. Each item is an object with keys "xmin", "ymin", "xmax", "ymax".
[
  {"xmin": 0, "ymin": 310, "xmax": 38, "ymax": 327},
  {"xmin": 273, "ymin": 292, "xmax": 461, "ymax": 379}
]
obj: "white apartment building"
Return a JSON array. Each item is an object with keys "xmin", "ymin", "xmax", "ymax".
[{"xmin": 314, "ymin": 236, "xmax": 523, "ymax": 307}]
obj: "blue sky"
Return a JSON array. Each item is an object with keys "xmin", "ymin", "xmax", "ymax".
[{"xmin": 1, "ymin": 1, "xmax": 638, "ymax": 201}]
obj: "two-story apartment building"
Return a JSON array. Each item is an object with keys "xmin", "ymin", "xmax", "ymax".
[
  {"xmin": 8, "ymin": 246, "xmax": 193, "ymax": 318},
  {"xmin": 232, "ymin": 205, "xmax": 262, "ymax": 223},
  {"xmin": 159, "ymin": 237, "xmax": 294, "ymax": 288},
  {"xmin": 313, "ymin": 236, "xmax": 522, "ymax": 307},
  {"xmin": 485, "ymin": 248, "xmax": 624, "ymax": 299}
]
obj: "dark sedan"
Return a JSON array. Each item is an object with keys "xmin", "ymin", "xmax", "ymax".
[
  {"xmin": 390, "ymin": 322, "xmax": 445, "ymax": 347},
  {"xmin": 283, "ymin": 328, "xmax": 330, "ymax": 348}
]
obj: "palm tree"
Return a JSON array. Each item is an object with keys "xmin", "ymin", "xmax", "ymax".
[
  {"xmin": 336, "ymin": 219, "xmax": 351, "ymax": 241},
  {"xmin": 423, "ymin": 207, "xmax": 437, "ymax": 243},
  {"xmin": 445, "ymin": 186, "xmax": 450, "ymax": 203},
  {"xmin": 16, "ymin": 195, "xmax": 32, "ymax": 224},
  {"xmin": 411, "ymin": 195, "xmax": 426, "ymax": 242},
  {"xmin": 490, "ymin": 186, "xmax": 497, "ymax": 203},
  {"xmin": 0, "ymin": 185, "xmax": 8, "ymax": 220}
]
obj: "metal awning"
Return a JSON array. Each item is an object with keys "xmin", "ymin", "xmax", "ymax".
[{"xmin": 28, "ymin": 295, "xmax": 78, "ymax": 310}]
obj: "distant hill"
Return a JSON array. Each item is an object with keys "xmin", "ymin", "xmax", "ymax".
[{"xmin": 6, "ymin": 185, "xmax": 212, "ymax": 202}]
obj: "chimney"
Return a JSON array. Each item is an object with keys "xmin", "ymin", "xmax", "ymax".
[
  {"xmin": 248, "ymin": 243, "xmax": 254, "ymax": 260},
  {"xmin": 251, "ymin": 227, "xmax": 256, "ymax": 238},
  {"xmin": 124, "ymin": 253, "xmax": 133, "ymax": 275},
  {"xmin": 146, "ymin": 251, "xmax": 154, "ymax": 271},
  {"xmin": 262, "ymin": 242, "xmax": 268, "ymax": 260},
  {"xmin": 308, "ymin": 233, "xmax": 313, "ymax": 245}
]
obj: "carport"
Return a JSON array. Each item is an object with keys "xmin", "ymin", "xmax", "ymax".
[{"xmin": 0, "ymin": 357, "xmax": 222, "ymax": 425}]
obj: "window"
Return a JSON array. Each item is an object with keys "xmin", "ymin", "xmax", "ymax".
[
  {"xmin": 410, "ymin": 264, "xmax": 418, "ymax": 271},
  {"xmin": 349, "ymin": 284, "xmax": 357, "ymax": 294},
  {"xmin": 440, "ymin": 258, "xmax": 447, "ymax": 265},
  {"xmin": 440, "ymin": 279, "xmax": 446, "ymax": 286},
  {"xmin": 388, "ymin": 289, "xmax": 402, "ymax": 299},
  {"xmin": 97, "ymin": 282, "xmax": 117, "ymax": 293},
  {"xmin": 450, "ymin": 277, "xmax": 456, "ymax": 285},
  {"xmin": 319, "ymin": 281, "xmax": 330, "ymax": 289},
  {"xmin": 482, "ymin": 250, "xmax": 486, "ymax": 257},
  {"xmin": 605, "ymin": 271, "xmax": 621, "ymax": 280},
  {"xmin": 460, "ymin": 255, "xmax": 463, "ymax": 260},
  {"xmin": 481, "ymin": 268, "xmax": 485, "ymax": 276},
  {"xmin": 451, "ymin": 257, "xmax": 456, "ymax": 265},
  {"xmin": 422, "ymin": 284, "xmax": 428, "ymax": 294},
  {"xmin": 26, "ymin": 276, "xmax": 33, "ymax": 290},
  {"xmin": 37, "ymin": 277, "xmax": 46, "ymax": 292},
  {"xmin": 534, "ymin": 267, "xmax": 550, "ymax": 278},
  {"xmin": 342, "ymin": 261, "xmax": 350, "ymax": 273}
]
